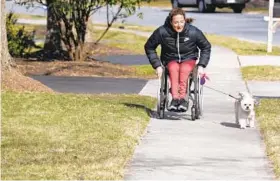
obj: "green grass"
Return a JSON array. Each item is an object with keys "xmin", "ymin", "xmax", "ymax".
[
  {"xmin": 1, "ymin": 91, "xmax": 156, "ymax": 180},
  {"xmin": 256, "ymin": 99, "xmax": 280, "ymax": 179},
  {"xmin": 14, "ymin": 13, "xmax": 46, "ymax": 20},
  {"xmin": 132, "ymin": 65, "xmax": 156, "ymax": 78},
  {"xmin": 241, "ymin": 66, "xmax": 280, "ymax": 81}
]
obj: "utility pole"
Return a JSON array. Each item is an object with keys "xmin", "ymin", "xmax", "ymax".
[{"xmin": 267, "ymin": 0, "xmax": 274, "ymax": 53}]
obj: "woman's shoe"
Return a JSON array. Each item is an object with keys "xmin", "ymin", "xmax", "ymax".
[
  {"xmin": 178, "ymin": 99, "xmax": 188, "ymax": 112},
  {"xmin": 169, "ymin": 99, "xmax": 179, "ymax": 111}
]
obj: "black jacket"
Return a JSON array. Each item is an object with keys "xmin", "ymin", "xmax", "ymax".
[{"xmin": 144, "ymin": 16, "xmax": 211, "ymax": 69}]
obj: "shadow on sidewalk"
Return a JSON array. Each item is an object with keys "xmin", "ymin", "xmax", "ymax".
[
  {"xmin": 123, "ymin": 103, "xmax": 158, "ymax": 118},
  {"xmin": 220, "ymin": 122, "xmax": 240, "ymax": 129}
]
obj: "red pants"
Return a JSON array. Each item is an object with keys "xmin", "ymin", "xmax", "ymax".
[{"xmin": 167, "ymin": 60, "xmax": 196, "ymax": 99}]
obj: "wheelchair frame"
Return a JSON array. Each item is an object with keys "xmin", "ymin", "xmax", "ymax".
[{"xmin": 157, "ymin": 65, "xmax": 204, "ymax": 120}]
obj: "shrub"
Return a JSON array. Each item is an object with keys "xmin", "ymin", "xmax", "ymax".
[{"xmin": 6, "ymin": 12, "xmax": 40, "ymax": 57}]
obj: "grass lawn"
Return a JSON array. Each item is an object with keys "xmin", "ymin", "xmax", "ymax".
[
  {"xmin": 1, "ymin": 91, "xmax": 156, "ymax": 180},
  {"xmin": 14, "ymin": 13, "xmax": 46, "ymax": 20},
  {"xmin": 241, "ymin": 66, "xmax": 280, "ymax": 81},
  {"xmin": 256, "ymin": 99, "xmax": 280, "ymax": 179}
]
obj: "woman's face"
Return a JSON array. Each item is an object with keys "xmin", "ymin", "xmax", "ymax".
[{"xmin": 171, "ymin": 14, "xmax": 185, "ymax": 33}]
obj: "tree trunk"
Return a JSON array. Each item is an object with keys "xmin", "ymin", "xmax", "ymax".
[
  {"xmin": 43, "ymin": 0, "xmax": 63, "ymax": 54},
  {"xmin": 75, "ymin": 43, "xmax": 84, "ymax": 62},
  {"xmin": 1, "ymin": 0, "xmax": 13, "ymax": 70}
]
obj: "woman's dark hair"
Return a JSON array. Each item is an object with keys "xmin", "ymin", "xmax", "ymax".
[{"xmin": 169, "ymin": 8, "xmax": 194, "ymax": 23}]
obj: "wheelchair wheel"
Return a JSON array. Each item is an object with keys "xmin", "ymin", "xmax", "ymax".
[
  {"xmin": 198, "ymin": 79, "xmax": 204, "ymax": 116},
  {"xmin": 157, "ymin": 68, "xmax": 167, "ymax": 119},
  {"xmin": 191, "ymin": 106, "xmax": 196, "ymax": 120},
  {"xmin": 193, "ymin": 67, "xmax": 204, "ymax": 119}
]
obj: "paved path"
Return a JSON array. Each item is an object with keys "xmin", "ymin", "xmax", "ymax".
[{"xmin": 124, "ymin": 46, "xmax": 276, "ymax": 180}]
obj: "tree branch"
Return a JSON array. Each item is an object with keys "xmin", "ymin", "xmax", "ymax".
[{"xmin": 94, "ymin": 3, "xmax": 123, "ymax": 44}]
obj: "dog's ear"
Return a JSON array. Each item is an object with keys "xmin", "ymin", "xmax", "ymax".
[{"xmin": 238, "ymin": 92, "xmax": 245, "ymax": 98}]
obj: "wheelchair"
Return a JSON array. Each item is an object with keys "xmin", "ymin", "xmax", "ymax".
[{"xmin": 156, "ymin": 65, "xmax": 204, "ymax": 120}]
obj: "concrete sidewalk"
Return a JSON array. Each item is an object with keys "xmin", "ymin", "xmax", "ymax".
[{"xmin": 124, "ymin": 46, "xmax": 275, "ymax": 180}]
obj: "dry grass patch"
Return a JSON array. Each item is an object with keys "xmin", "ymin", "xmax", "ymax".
[
  {"xmin": 2, "ymin": 68, "xmax": 54, "ymax": 93},
  {"xmin": 15, "ymin": 58, "xmax": 156, "ymax": 79}
]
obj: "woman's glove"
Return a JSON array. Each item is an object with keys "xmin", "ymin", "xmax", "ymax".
[
  {"xmin": 198, "ymin": 66, "xmax": 209, "ymax": 85},
  {"xmin": 197, "ymin": 66, "xmax": 204, "ymax": 75},
  {"xmin": 156, "ymin": 66, "xmax": 163, "ymax": 78}
]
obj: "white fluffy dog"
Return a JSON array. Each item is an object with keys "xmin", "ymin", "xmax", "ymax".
[{"xmin": 234, "ymin": 91, "xmax": 257, "ymax": 129}]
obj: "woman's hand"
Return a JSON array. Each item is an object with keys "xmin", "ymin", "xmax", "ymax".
[
  {"xmin": 197, "ymin": 66, "xmax": 204, "ymax": 75},
  {"xmin": 156, "ymin": 66, "xmax": 163, "ymax": 78}
]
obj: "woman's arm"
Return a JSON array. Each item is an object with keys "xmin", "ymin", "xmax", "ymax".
[
  {"xmin": 195, "ymin": 28, "xmax": 211, "ymax": 68},
  {"xmin": 144, "ymin": 28, "xmax": 162, "ymax": 69}
]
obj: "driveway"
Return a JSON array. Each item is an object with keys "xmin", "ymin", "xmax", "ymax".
[
  {"xmin": 31, "ymin": 75, "xmax": 148, "ymax": 94},
  {"xmin": 27, "ymin": 54, "xmax": 150, "ymax": 94}
]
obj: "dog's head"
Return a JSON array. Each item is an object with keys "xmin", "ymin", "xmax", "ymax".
[{"xmin": 238, "ymin": 92, "xmax": 256, "ymax": 112}]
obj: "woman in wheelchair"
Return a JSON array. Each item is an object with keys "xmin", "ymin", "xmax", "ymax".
[{"xmin": 144, "ymin": 8, "xmax": 211, "ymax": 112}]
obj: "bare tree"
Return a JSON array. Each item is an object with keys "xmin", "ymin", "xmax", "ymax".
[
  {"xmin": 14, "ymin": 0, "xmax": 149, "ymax": 61},
  {"xmin": 15, "ymin": 0, "xmax": 64, "ymax": 57},
  {"xmin": 1, "ymin": 0, "xmax": 13, "ymax": 70},
  {"xmin": 44, "ymin": 0, "xmax": 63, "ymax": 54},
  {"xmin": 52, "ymin": 0, "xmax": 103, "ymax": 61}
]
